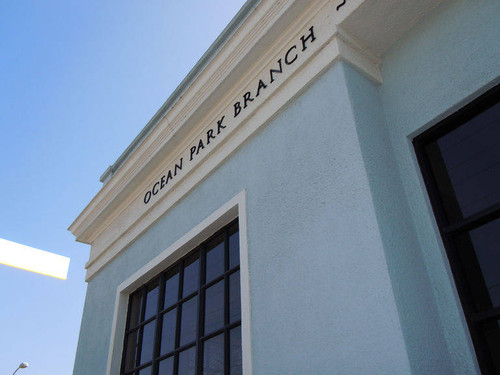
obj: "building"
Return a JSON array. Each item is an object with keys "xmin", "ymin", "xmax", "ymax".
[{"xmin": 69, "ymin": 0, "xmax": 500, "ymax": 374}]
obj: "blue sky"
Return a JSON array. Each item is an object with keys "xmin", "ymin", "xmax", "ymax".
[{"xmin": 0, "ymin": 1, "xmax": 247, "ymax": 373}]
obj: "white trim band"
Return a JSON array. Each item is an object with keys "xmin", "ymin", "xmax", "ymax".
[{"xmin": 106, "ymin": 191, "xmax": 252, "ymax": 375}]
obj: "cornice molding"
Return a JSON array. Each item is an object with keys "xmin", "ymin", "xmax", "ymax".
[
  {"xmin": 99, "ymin": 0, "xmax": 263, "ymax": 185},
  {"xmin": 69, "ymin": 0, "xmax": 442, "ymax": 280},
  {"xmin": 70, "ymin": 0, "xmax": 301, "ymax": 241},
  {"xmin": 70, "ymin": 0, "xmax": 329, "ymax": 244}
]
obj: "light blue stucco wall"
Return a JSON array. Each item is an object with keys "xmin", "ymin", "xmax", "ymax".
[
  {"xmin": 375, "ymin": 0, "xmax": 500, "ymax": 373},
  {"xmin": 73, "ymin": 62, "xmax": 412, "ymax": 374},
  {"xmin": 73, "ymin": 1, "xmax": 500, "ymax": 374},
  {"xmin": 340, "ymin": 1, "xmax": 500, "ymax": 373},
  {"xmin": 343, "ymin": 63, "xmax": 455, "ymax": 374}
]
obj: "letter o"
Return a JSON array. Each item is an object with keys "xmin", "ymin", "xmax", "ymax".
[
  {"xmin": 152, "ymin": 182, "xmax": 160, "ymax": 195},
  {"xmin": 144, "ymin": 191, "xmax": 152, "ymax": 204}
]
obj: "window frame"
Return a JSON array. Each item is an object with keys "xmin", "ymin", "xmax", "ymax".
[
  {"xmin": 413, "ymin": 84, "xmax": 500, "ymax": 374},
  {"xmin": 120, "ymin": 220, "xmax": 241, "ymax": 375},
  {"xmin": 105, "ymin": 191, "xmax": 252, "ymax": 375}
]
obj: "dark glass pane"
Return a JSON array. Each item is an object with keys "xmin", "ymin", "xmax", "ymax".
[
  {"xmin": 203, "ymin": 333, "xmax": 224, "ymax": 375},
  {"xmin": 164, "ymin": 268, "xmax": 179, "ymax": 309},
  {"xmin": 206, "ymin": 236, "xmax": 224, "ymax": 283},
  {"xmin": 122, "ymin": 223, "xmax": 240, "ymax": 375},
  {"xmin": 129, "ymin": 292, "xmax": 143, "ymax": 329},
  {"xmin": 205, "ymin": 280, "xmax": 224, "ymax": 334},
  {"xmin": 427, "ymin": 101, "xmax": 500, "ymax": 222},
  {"xmin": 455, "ymin": 218, "xmax": 500, "ymax": 310},
  {"xmin": 482, "ymin": 320, "xmax": 500, "ymax": 373},
  {"xmin": 160, "ymin": 308, "xmax": 177, "ymax": 355},
  {"xmin": 229, "ymin": 227, "xmax": 239, "ymax": 270},
  {"xmin": 139, "ymin": 321, "xmax": 156, "ymax": 365},
  {"xmin": 229, "ymin": 271, "xmax": 241, "ymax": 323},
  {"xmin": 158, "ymin": 356, "xmax": 174, "ymax": 375},
  {"xmin": 183, "ymin": 253, "xmax": 200, "ymax": 297},
  {"xmin": 180, "ymin": 296, "xmax": 198, "ymax": 346},
  {"xmin": 178, "ymin": 346, "xmax": 196, "ymax": 375},
  {"xmin": 144, "ymin": 281, "xmax": 159, "ymax": 321},
  {"xmin": 230, "ymin": 326, "xmax": 242, "ymax": 375},
  {"xmin": 124, "ymin": 328, "xmax": 139, "ymax": 372}
]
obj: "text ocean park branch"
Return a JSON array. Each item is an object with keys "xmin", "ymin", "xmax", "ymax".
[{"xmin": 143, "ymin": 26, "xmax": 317, "ymax": 205}]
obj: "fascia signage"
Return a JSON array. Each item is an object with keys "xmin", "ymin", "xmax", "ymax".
[{"xmin": 143, "ymin": 26, "xmax": 317, "ymax": 205}]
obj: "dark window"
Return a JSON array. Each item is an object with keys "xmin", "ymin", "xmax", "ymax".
[
  {"xmin": 121, "ymin": 220, "xmax": 241, "ymax": 375},
  {"xmin": 414, "ymin": 84, "xmax": 500, "ymax": 374}
]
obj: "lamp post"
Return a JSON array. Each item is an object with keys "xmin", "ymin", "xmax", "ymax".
[{"xmin": 12, "ymin": 362, "xmax": 29, "ymax": 375}]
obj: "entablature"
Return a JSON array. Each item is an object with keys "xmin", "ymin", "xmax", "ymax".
[{"xmin": 69, "ymin": 0, "xmax": 442, "ymax": 280}]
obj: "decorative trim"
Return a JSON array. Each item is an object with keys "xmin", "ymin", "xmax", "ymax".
[
  {"xmin": 70, "ymin": 0, "xmax": 443, "ymax": 280},
  {"xmin": 69, "ymin": 0, "xmax": 299, "ymax": 244},
  {"xmin": 105, "ymin": 191, "xmax": 251, "ymax": 374},
  {"xmin": 83, "ymin": 32, "xmax": 376, "ymax": 280},
  {"xmin": 337, "ymin": 26, "xmax": 382, "ymax": 83},
  {"xmin": 99, "ymin": 0, "xmax": 263, "ymax": 185}
]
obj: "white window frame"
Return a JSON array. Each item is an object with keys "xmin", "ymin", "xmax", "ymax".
[{"xmin": 106, "ymin": 190, "xmax": 252, "ymax": 375}]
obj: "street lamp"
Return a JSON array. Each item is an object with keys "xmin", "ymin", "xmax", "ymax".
[{"xmin": 12, "ymin": 362, "xmax": 29, "ymax": 375}]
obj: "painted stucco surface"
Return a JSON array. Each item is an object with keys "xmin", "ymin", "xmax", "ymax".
[
  {"xmin": 344, "ymin": 63, "xmax": 455, "ymax": 374},
  {"xmin": 375, "ymin": 0, "xmax": 500, "ymax": 374},
  {"xmin": 239, "ymin": 64, "xmax": 410, "ymax": 374},
  {"xmin": 73, "ymin": 1, "xmax": 500, "ymax": 374},
  {"xmin": 73, "ymin": 63, "xmax": 411, "ymax": 374}
]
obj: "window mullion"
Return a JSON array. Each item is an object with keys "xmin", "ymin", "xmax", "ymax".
[
  {"xmin": 174, "ymin": 260, "xmax": 184, "ymax": 375},
  {"xmin": 135, "ymin": 288, "xmax": 147, "ymax": 370},
  {"xmin": 122, "ymin": 220, "xmax": 240, "ymax": 375},
  {"xmin": 196, "ymin": 245, "xmax": 206, "ymax": 375},
  {"xmin": 471, "ymin": 306, "xmax": 500, "ymax": 323},
  {"xmin": 152, "ymin": 273, "xmax": 166, "ymax": 375},
  {"xmin": 443, "ymin": 202, "xmax": 500, "ymax": 234}
]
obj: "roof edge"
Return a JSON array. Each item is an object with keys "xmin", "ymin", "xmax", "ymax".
[{"xmin": 100, "ymin": 0, "xmax": 262, "ymax": 184}]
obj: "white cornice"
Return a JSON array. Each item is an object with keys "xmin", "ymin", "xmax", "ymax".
[
  {"xmin": 69, "ymin": 0, "xmax": 442, "ymax": 280},
  {"xmin": 99, "ymin": 0, "xmax": 263, "ymax": 185},
  {"xmin": 69, "ymin": 0, "xmax": 329, "ymax": 244}
]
